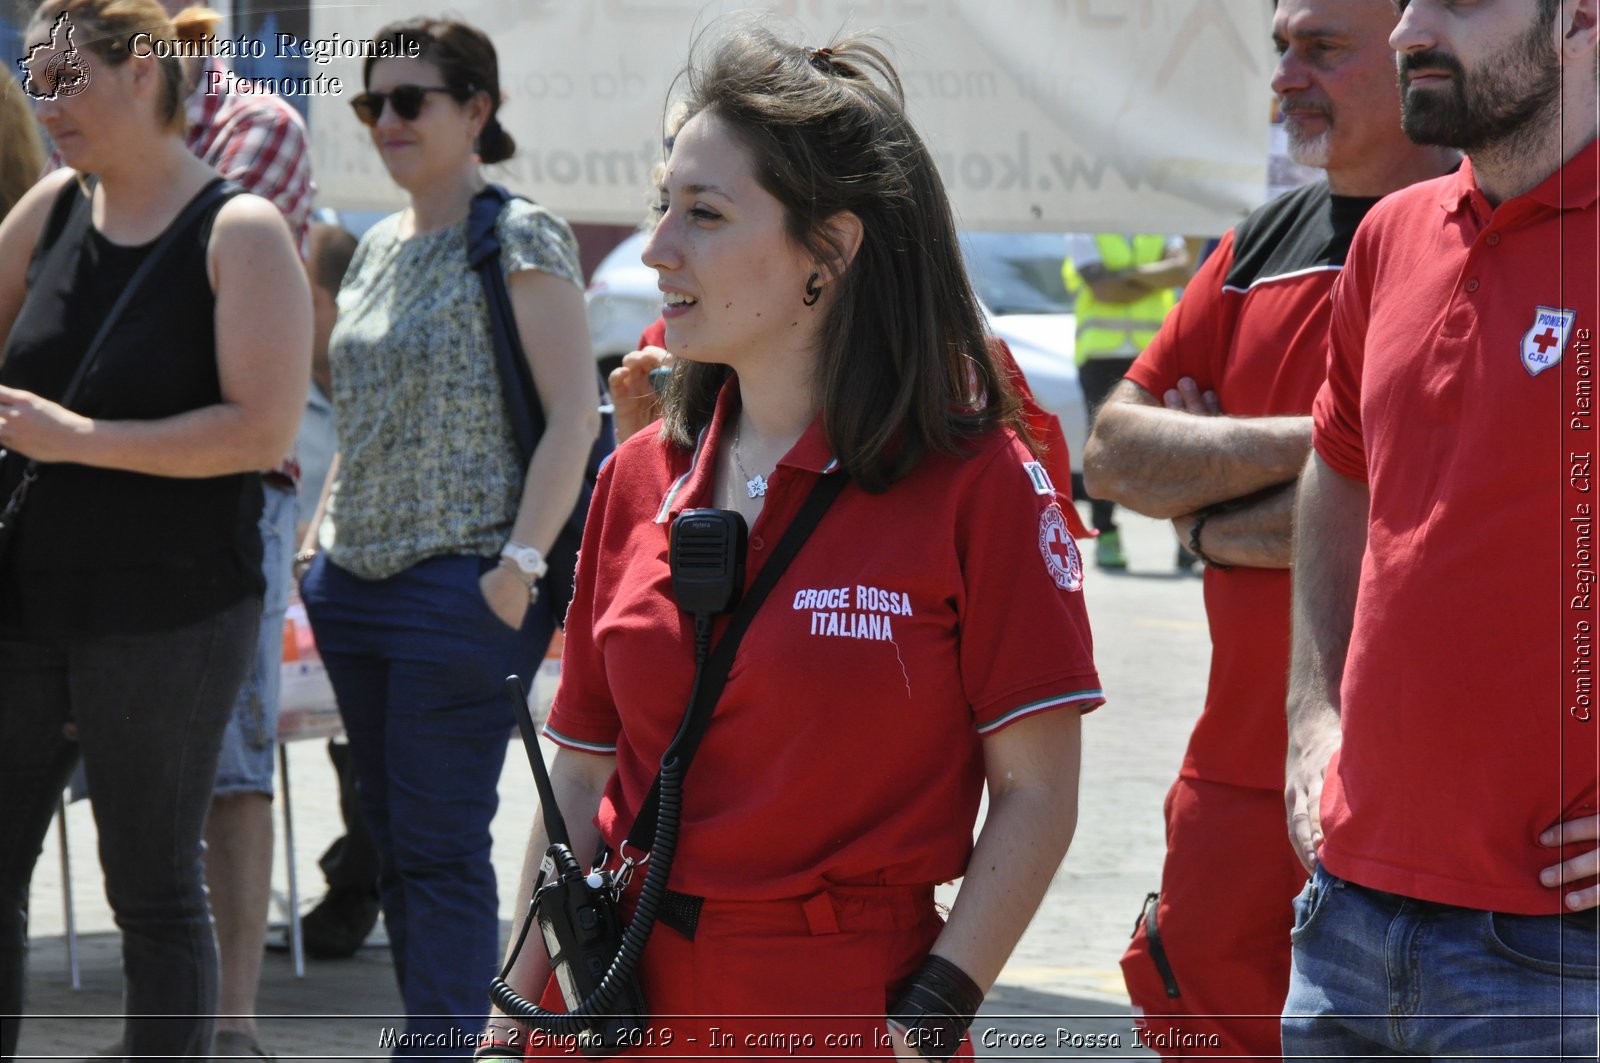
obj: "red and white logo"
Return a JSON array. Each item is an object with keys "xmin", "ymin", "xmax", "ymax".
[
  {"xmin": 1522, "ymin": 306, "xmax": 1576, "ymax": 377},
  {"xmin": 1037, "ymin": 504, "xmax": 1083, "ymax": 591}
]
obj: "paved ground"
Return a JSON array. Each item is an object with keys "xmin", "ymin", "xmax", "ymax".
[{"xmin": 14, "ymin": 509, "xmax": 1210, "ymax": 1061}]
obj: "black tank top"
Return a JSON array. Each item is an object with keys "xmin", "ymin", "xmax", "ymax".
[{"xmin": 0, "ymin": 178, "xmax": 264, "ymax": 637}]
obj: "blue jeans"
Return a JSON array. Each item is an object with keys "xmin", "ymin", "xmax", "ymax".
[
  {"xmin": 0, "ymin": 596, "xmax": 260, "ymax": 1061},
  {"xmin": 300, "ymin": 554, "xmax": 554, "ymax": 1058},
  {"xmin": 214, "ymin": 481, "xmax": 296, "ymax": 795},
  {"xmin": 1283, "ymin": 864, "xmax": 1599, "ymax": 1060}
]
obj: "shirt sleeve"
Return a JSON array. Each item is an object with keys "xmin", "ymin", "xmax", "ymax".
[
  {"xmin": 543, "ymin": 455, "xmax": 622, "ymax": 754},
  {"xmin": 204, "ymin": 100, "xmax": 314, "ymax": 262},
  {"xmin": 956, "ymin": 435, "xmax": 1104, "ymax": 735},
  {"xmin": 990, "ymin": 336, "xmax": 1092, "ymax": 539},
  {"xmin": 499, "ymin": 200, "xmax": 584, "ymax": 290},
  {"xmin": 1124, "ymin": 229, "xmax": 1238, "ymax": 398},
  {"xmin": 639, "ymin": 317, "xmax": 667, "ymax": 349},
  {"xmin": 1063, "ymin": 233, "xmax": 1102, "ymax": 270},
  {"xmin": 1312, "ymin": 264, "xmax": 1370, "ymax": 482}
]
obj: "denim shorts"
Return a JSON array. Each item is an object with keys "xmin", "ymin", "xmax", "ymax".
[
  {"xmin": 213, "ymin": 482, "xmax": 296, "ymax": 797},
  {"xmin": 1284, "ymin": 863, "xmax": 1599, "ymax": 1060}
]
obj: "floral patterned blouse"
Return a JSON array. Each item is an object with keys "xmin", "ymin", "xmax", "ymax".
[{"xmin": 320, "ymin": 199, "xmax": 583, "ymax": 580}]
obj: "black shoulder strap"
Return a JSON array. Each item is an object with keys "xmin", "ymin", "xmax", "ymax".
[
  {"xmin": 60, "ymin": 177, "xmax": 239, "ymax": 406},
  {"xmin": 465, "ymin": 182, "xmax": 513, "ymax": 267},
  {"xmin": 464, "ymin": 183, "xmax": 617, "ymax": 618},
  {"xmin": 625, "ymin": 470, "xmax": 851, "ymax": 852},
  {"xmin": 467, "ymin": 184, "xmax": 544, "ymax": 465}
]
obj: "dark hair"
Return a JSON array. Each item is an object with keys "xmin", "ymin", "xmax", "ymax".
[
  {"xmin": 659, "ymin": 30, "xmax": 1025, "ymax": 493},
  {"xmin": 33, "ymin": 0, "xmax": 185, "ymax": 132},
  {"xmin": 363, "ymin": 18, "xmax": 514, "ymax": 164},
  {"xmin": 309, "ymin": 221, "xmax": 358, "ymax": 295}
]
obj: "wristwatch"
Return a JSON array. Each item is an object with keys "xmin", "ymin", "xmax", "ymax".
[{"xmin": 500, "ymin": 541, "xmax": 548, "ymax": 580}]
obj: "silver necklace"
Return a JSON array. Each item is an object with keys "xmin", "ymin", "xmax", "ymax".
[{"xmin": 732, "ymin": 429, "xmax": 769, "ymax": 498}]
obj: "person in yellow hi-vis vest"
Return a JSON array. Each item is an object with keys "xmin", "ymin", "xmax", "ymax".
[{"xmin": 1063, "ymin": 233, "xmax": 1194, "ymax": 569}]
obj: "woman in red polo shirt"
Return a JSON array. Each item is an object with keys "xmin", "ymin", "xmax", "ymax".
[{"xmin": 486, "ymin": 29, "xmax": 1103, "ymax": 1062}]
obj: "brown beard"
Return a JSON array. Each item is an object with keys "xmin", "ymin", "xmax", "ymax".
[{"xmin": 1398, "ymin": 13, "xmax": 1561, "ymax": 153}]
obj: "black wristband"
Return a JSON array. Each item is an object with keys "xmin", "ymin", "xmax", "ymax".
[
  {"xmin": 888, "ymin": 954, "xmax": 985, "ymax": 1062},
  {"xmin": 473, "ymin": 1044, "xmax": 523, "ymax": 1061},
  {"xmin": 1188, "ymin": 506, "xmax": 1232, "ymax": 570}
]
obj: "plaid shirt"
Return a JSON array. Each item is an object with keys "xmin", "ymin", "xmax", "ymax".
[
  {"xmin": 187, "ymin": 58, "xmax": 313, "ymax": 484},
  {"xmin": 186, "ymin": 57, "xmax": 314, "ymax": 263}
]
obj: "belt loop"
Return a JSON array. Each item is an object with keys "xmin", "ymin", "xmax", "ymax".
[{"xmin": 802, "ymin": 891, "xmax": 840, "ymax": 935}]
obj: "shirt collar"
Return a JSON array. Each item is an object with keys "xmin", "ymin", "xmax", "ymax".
[
  {"xmin": 1438, "ymin": 155, "xmax": 1481, "ymax": 214},
  {"xmin": 653, "ymin": 378, "xmax": 839, "ymax": 524},
  {"xmin": 1439, "ymin": 136, "xmax": 1599, "ymax": 214},
  {"xmin": 1528, "ymin": 134, "xmax": 1599, "ymax": 210}
]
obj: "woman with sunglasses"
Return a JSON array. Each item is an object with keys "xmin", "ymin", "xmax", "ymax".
[
  {"xmin": 0, "ymin": 1, "xmax": 309, "ymax": 1057},
  {"xmin": 296, "ymin": 16, "xmax": 599, "ymax": 1056}
]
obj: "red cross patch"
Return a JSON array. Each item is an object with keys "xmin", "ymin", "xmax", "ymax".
[
  {"xmin": 1037, "ymin": 504, "xmax": 1083, "ymax": 591},
  {"xmin": 1521, "ymin": 306, "xmax": 1576, "ymax": 377}
]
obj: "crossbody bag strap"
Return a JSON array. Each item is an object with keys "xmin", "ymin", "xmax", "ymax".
[
  {"xmin": 625, "ymin": 470, "xmax": 851, "ymax": 853},
  {"xmin": 0, "ymin": 177, "xmax": 239, "ymax": 511}
]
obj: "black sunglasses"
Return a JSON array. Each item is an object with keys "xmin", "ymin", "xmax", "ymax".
[{"xmin": 350, "ymin": 85, "xmax": 464, "ymax": 126}]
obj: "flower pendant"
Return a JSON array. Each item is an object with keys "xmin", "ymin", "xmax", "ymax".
[{"xmin": 746, "ymin": 474, "xmax": 768, "ymax": 498}]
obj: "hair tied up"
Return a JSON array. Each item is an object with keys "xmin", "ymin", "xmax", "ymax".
[
  {"xmin": 478, "ymin": 113, "xmax": 516, "ymax": 165},
  {"xmin": 173, "ymin": 5, "xmax": 222, "ymax": 44}
]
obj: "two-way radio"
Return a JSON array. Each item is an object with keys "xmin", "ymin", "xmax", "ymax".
[{"xmin": 488, "ymin": 508, "xmax": 747, "ymax": 1059}]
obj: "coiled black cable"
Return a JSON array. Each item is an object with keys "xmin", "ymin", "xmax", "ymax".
[
  {"xmin": 486, "ymin": 753, "xmax": 679, "ymax": 1033},
  {"xmin": 487, "ymin": 614, "xmax": 711, "ymax": 1035}
]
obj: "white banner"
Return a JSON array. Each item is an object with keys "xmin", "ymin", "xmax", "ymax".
[{"xmin": 309, "ymin": 0, "xmax": 1274, "ymax": 235}]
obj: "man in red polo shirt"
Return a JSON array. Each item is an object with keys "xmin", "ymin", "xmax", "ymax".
[
  {"xmin": 1082, "ymin": 2, "xmax": 1459, "ymax": 1057},
  {"xmin": 1285, "ymin": 0, "xmax": 1598, "ymax": 1057}
]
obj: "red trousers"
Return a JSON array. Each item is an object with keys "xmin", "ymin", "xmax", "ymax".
[
  {"xmin": 521, "ymin": 883, "xmax": 975, "ymax": 1061},
  {"xmin": 1120, "ymin": 777, "xmax": 1308, "ymax": 1061}
]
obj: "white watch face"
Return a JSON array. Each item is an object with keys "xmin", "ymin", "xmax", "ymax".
[{"xmin": 505, "ymin": 546, "xmax": 544, "ymax": 575}]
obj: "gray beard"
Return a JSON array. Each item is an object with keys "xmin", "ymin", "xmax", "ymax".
[{"xmin": 1285, "ymin": 124, "xmax": 1331, "ymax": 169}]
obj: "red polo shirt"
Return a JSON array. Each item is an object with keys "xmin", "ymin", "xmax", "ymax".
[
  {"xmin": 545, "ymin": 382, "xmax": 1103, "ymax": 900},
  {"xmin": 1312, "ymin": 139, "xmax": 1600, "ymax": 913},
  {"xmin": 1127, "ymin": 182, "xmax": 1377, "ymax": 792}
]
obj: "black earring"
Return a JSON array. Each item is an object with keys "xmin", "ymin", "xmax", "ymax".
[{"xmin": 802, "ymin": 273, "xmax": 823, "ymax": 306}]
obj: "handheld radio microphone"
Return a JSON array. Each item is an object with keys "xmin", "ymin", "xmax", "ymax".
[{"xmin": 670, "ymin": 508, "xmax": 746, "ymax": 619}]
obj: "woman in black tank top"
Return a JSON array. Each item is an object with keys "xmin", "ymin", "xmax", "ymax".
[{"xmin": 0, "ymin": 2, "xmax": 310, "ymax": 1058}]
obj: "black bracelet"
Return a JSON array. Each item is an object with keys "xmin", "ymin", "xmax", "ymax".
[
  {"xmin": 888, "ymin": 954, "xmax": 985, "ymax": 1062},
  {"xmin": 1188, "ymin": 506, "xmax": 1232, "ymax": 570},
  {"xmin": 472, "ymin": 1043, "xmax": 523, "ymax": 1061}
]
